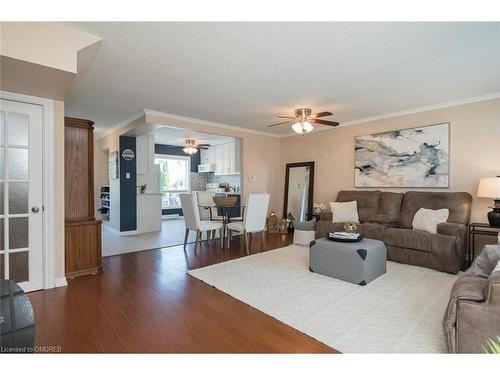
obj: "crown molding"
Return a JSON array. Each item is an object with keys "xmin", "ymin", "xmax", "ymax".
[
  {"xmin": 143, "ymin": 109, "xmax": 281, "ymax": 138},
  {"xmin": 281, "ymin": 92, "xmax": 500, "ymax": 138},
  {"xmin": 95, "ymin": 110, "xmax": 146, "ymax": 139},
  {"xmin": 96, "ymin": 92, "xmax": 500, "ymax": 140}
]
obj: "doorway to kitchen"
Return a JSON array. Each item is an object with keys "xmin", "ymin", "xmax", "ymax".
[{"xmin": 98, "ymin": 126, "xmax": 242, "ymax": 257}]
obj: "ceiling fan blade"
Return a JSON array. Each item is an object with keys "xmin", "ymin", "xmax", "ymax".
[
  {"xmin": 313, "ymin": 119, "xmax": 339, "ymax": 126},
  {"xmin": 197, "ymin": 144, "xmax": 211, "ymax": 147},
  {"xmin": 277, "ymin": 115, "xmax": 296, "ymax": 119},
  {"xmin": 267, "ymin": 120, "xmax": 292, "ymax": 128},
  {"xmin": 314, "ymin": 111, "xmax": 333, "ymax": 118},
  {"xmin": 198, "ymin": 147, "xmax": 209, "ymax": 150}
]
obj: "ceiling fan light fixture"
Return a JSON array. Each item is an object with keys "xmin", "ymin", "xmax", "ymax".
[
  {"xmin": 302, "ymin": 121, "xmax": 313, "ymax": 133},
  {"xmin": 292, "ymin": 122, "xmax": 304, "ymax": 134},
  {"xmin": 183, "ymin": 146, "xmax": 198, "ymax": 155}
]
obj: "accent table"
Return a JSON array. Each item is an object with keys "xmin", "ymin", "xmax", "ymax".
[{"xmin": 468, "ymin": 222, "xmax": 500, "ymax": 261}]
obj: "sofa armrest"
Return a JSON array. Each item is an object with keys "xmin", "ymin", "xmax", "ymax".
[
  {"xmin": 436, "ymin": 222, "xmax": 467, "ymax": 237},
  {"xmin": 366, "ymin": 214, "xmax": 398, "ymax": 225},
  {"xmin": 486, "ymin": 271, "xmax": 500, "ymax": 305}
]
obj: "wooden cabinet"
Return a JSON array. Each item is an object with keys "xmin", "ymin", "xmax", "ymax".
[{"xmin": 64, "ymin": 117, "xmax": 102, "ymax": 278}]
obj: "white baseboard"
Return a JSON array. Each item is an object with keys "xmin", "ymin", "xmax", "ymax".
[
  {"xmin": 54, "ymin": 277, "xmax": 68, "ymax": 288},
  {"xmin": 102, "ymin": 225, "xmax": 138, "ymax": 237}
]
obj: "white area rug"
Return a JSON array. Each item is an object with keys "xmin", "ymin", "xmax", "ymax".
[{"xmin": 188, "ymin": 245, "xmax": 458, "ymax": 353}]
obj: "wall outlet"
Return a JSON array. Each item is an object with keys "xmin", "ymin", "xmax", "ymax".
[{"xmin": 248, "ymin": 175, "xmax": 256, "ymax": 182}]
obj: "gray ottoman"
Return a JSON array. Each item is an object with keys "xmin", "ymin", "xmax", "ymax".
[{"xmin": 309, "ymin": 238, "xmax": 387, "ymax": 285}]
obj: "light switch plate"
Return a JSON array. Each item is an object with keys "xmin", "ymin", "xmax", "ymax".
[{"xmin": 126, "ymin": 172, "xmax": 131, "ymax": 179}]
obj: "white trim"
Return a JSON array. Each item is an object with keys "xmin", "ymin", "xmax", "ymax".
[
  {"xmin": 119, "ymin": 230, "xmax": 138, "ymax": 236},
  {"xmin": 96, "ymin": 110, "xmax": 145, "ymax": 140},
  {"xmin": 144, "ymin": 108, "xmax": 281, "ymax": 138},
  {"xmin": 54, "ymin": 277, "xmax": 68, "ymax": 288},
  {"xmin": 0, "ymin": 90, "xmax": 56, "ymax": 290},
  {"xmin": 281, "ymin": 92, "xmax": 500, "ymax": 137}
]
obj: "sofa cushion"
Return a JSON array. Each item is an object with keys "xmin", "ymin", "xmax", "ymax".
[
  {"xmin": 466, "ymin": 244, "xmax": 500, "ymax": 278},
  {"xmin": 383, "ymin": 227, "xmax": 456, "ymax": 253},
  {"xmin": 399, "ymin": 191, "xmax": 472, "ymax": 229},
  {"xmin": 337, "ymin": 190, "xmax": 380, "ymax": 223},
  {"xmin": 378, "ymin": 192, "xmax": 403, "ymax": 222}
]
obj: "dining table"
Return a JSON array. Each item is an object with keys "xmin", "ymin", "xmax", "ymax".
[{"xmin": 199, "ymin": 203, "xmax": 245, "ymax": 248}]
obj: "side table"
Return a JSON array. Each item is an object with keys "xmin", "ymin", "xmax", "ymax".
[{"xmin": 468, "ymin": 222, "xmax": 500, "ymax": 261}]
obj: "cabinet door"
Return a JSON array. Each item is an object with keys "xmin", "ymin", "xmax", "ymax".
[
  {"xmin": 226, "ymin": 142, "xmax": 235, "ymax": 174},
  {"xmin": 215, "ymin": 145, "xmax": 224, "ymax": 175},
  {"xmin": 200, "ymin": 149, "xmax": 208, "ymax": 164},
  {"xmin": 208, "ymin": 147, "xmax": 216, "ymax": 164}
]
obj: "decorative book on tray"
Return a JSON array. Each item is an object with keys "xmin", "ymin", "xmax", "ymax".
[{"xmin": 327, "ymin": 231, "xmax": 363, "ymax": 243}]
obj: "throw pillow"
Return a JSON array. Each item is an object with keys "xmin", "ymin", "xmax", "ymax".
[
  {"xmin": 329, "ymin": 201, "xmax": 359, "ymax": 223},
  {"xmin": 294, "ymin": 219, "xmax": 316, "ymax": 231},
  {"xmin": 412, "ymin": 208, "xmax": 449, "ymax": 234}
]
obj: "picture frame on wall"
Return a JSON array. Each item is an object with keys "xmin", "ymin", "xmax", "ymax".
[{"xmin": 354, "ymin": 122, "xmax": 450, "ymax": 188}]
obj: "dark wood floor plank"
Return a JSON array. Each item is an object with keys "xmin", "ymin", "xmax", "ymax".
[{"xmin": 28, "ymin": 233, "xmax": 336, "ymax": 353}]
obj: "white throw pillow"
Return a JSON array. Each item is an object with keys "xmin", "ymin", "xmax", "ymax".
[
  {"xmin": 329, "ymin": 201, "xmax": 360, "ymax": 223},
  {"xmin": 412, "ymin": 208, "xmax": 449, "ymax": 234}
]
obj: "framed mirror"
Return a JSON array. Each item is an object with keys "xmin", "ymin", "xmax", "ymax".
[{"xmin": 283, "ymin": 161, "xmax": 315, "ymax": 222}]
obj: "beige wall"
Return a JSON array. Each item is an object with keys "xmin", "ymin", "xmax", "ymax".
[
  {"xmin": 98, "ymin": 112, "xmax": 283, "ymax": 213},
  {"xmin": 279, "ymin": 98, "xmax": 500, "ymax": 223}
]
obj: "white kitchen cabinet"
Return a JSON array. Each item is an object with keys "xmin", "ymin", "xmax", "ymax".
[
  {"xmin": 201, "ymin": 147, "xmax": 216, "ymax": 165},
  {"xmin": 214, "ymin": 140, "xmax": 241, "ymax": 175}
]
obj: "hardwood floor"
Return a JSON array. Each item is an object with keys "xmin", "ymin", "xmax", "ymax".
[{"xmin": 28, "ymin": 233, "xmax": 337, "ymax": 353}]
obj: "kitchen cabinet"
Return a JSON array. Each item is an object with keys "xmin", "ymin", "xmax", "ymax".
[
  {"xmin": 200, "ymin": 147, "xmax": 216, "ymax": 165},
  {"xmin": 214, "ymin": 140, "xmax": 241, "ymax": 175}
]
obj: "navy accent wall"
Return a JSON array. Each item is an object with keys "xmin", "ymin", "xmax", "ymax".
[
  {"xmin": 120, "ymin": 136, "xmax": 137, "ymax": 231},
  {"xmin": 154, "ymin": 144, "xmax": 200, "ymax": 172}
]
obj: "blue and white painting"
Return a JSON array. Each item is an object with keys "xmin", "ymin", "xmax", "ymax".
[{"xmin": 354, "ymin": 123, "xmax": 449, "ymax": 187}]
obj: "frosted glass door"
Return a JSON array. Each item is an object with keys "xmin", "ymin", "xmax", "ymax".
[{"xmin": 0, "ymin": 99, "xmax": 43, "ymax": 292}]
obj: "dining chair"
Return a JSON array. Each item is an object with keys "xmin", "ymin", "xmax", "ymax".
[
  {"xmin": 180, "ymin": 193, "xmax": 223, "ymax": 253},
  {"xmin": 227, "ymin": 193, "xmax": 270, "ymax": 254}
]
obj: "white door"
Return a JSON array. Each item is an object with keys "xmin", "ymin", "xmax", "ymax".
[{"xmin": 0, "ymin": 99, "xmax": 43, "ymax": 292}]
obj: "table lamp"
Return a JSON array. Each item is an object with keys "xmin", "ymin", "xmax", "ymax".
[{"xmin": 477, "ymin": 176, "xmax": 500, "ymax": 227}]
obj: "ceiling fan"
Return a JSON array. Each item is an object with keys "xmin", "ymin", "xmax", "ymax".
[
  {"xmin": 182, "ymin": 139, "xmax": 210, "ymax": 155},
  {"xmin": 268, "ymin": 108, "xmax": 339, "ymax": 134}
]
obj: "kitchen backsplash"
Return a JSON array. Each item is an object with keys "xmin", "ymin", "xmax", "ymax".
[
  {"xmin": 190, "ymin": 172, "xmax": 208, "ymax": 192},
  {"xmin": 207, "ymin": 173, "xmax": 241, "ymax": 190},
  {"xmin": 190, "ymin": 172, "xmax": 241, "ymax": 192}
]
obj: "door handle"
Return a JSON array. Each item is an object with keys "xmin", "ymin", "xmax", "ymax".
[{"xmin": 31, "ymin": 206, "xmax": 40, "ymax": 213}]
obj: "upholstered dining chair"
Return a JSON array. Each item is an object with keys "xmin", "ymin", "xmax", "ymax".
[
  {"xmin": 179, "ymin": 193, "xmax": 223, "ymax": 253},
  {"xmin": 227, "ymin": 193, "xmax": 270, "ymax": 254}
]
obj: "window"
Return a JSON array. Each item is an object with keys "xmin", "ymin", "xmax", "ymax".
[{"xmin": 154, "ymin": 155, "xmax": 190, "ymax": 209}]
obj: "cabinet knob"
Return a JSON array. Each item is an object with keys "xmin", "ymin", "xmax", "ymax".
[{"xmin": 31, "ymin": 206, "xmax": 40, "ymax": 213}]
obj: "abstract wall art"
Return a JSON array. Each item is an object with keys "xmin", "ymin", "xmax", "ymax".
[{"xmin": 354, "ymin": 123, "xmax": 449, "ymax": 187}]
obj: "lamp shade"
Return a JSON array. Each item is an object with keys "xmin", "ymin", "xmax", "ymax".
[{"xmin": 477, "ymin": 177, "xmax": 500, "ymax": 199}]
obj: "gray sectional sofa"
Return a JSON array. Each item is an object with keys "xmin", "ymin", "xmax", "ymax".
[{"xmin": 316, "ymin": 190, "xmax": 473, "ymax": 274}]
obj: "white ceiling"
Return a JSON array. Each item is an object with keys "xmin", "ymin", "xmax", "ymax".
[
  {"xmin": 152, "ymin": 126, "xmax": 235, "ymax": 147},
  {"xmin": 63, "ymin": 22, "xmax": 500, "ymax": 136}
]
